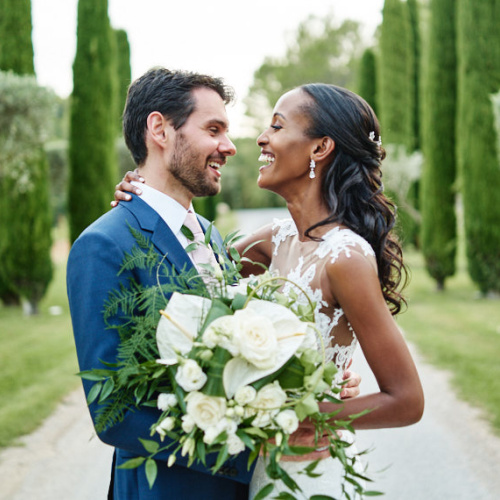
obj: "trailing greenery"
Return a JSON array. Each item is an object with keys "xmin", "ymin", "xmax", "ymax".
[
  {"xmin": 68, "ymin": 0, "xmax": 118, "ymax": 243},
  {"xmin": 357, "ymin": 48, "xmax": 378, "ymax": 115},
  {"xmin": 456, "ymin": 0, "xmax": 500, "ymax": 293},
  {"xmin": 420, "ymin": 0, "xmax": 457, "ymax": 290},
  {"xmin": 0, "ymin": 72, "xmax": 56, "ymax": 313},
  {"xmin": 0, "ymin": 0, "xmax": 34, "ymax": 75}
]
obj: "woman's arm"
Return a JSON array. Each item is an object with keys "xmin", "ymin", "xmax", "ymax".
[
  {"xmin": 322, "ymin": 249, "xmax": 424, "ymax": 429},
  {"xmin": 231, "ymin": 224, "xmax": 274, "ymax": 277}
]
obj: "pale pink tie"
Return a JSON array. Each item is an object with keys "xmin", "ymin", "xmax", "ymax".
[{"xmin": 183, "ymin": 210, "xmax": 219, "ymax": 274}]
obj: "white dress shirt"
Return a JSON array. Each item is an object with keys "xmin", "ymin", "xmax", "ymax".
[{"xmin": 131, "ymin": 181, "xmax": 193, "ymax": 250}]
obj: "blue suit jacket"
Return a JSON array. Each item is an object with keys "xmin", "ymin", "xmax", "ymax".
[{"xmin": 67, "ymin": 195, "xmax": 253, "ymax": 499}]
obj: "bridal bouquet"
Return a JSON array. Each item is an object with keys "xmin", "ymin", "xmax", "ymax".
[{"xmin": 79, "ymin": 227, "xmax": 371, "ymax": 500}]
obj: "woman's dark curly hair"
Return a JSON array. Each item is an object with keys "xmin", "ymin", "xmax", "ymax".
[{"xmin": 300, "ymin": 83, "xmax": 407, "ymax": 315}]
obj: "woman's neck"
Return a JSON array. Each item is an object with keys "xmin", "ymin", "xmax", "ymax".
[{"xmin": 285, "ymin": 189, "xmax": 334, "ymax": 241}]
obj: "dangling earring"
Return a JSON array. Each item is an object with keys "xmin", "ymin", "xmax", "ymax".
[{"xmin": 309, "ymin": 159, "xmax": 316, "ymax": 179}]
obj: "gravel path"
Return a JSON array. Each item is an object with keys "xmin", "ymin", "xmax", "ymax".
[{"xmin": 1, "ymin": 208, "xmax": 499, "ymax": 499}]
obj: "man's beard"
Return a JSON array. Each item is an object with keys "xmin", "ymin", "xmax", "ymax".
[{"xmin": 170, "ymin": 132, "xmax": 220, "ymax": 198}]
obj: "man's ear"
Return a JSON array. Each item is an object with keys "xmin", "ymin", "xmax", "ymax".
[
  {"xmin": 146, "ymin": 112, "xmax": 170, "ymax": 147},
  {"xmin": 312, "ymin": 136, "xmax": 335, "ymax": 162}
]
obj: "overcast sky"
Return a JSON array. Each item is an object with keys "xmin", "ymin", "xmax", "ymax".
[{"xmin": 31, "ymin": 0, "xmax": 383, "ymax": 136}]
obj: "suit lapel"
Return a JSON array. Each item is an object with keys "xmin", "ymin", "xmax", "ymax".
[{"xmin": 123, "ymin": 195, "xmax": 195, "ymax": 275}]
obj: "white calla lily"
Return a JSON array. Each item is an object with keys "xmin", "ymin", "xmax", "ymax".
[
  {"xmin": 156, "ymin": 292, "xmax": 211, "ymax": 359},
  {"xmin": 223, "ymin": 300, "xmax": 309, "ymax": 398}
]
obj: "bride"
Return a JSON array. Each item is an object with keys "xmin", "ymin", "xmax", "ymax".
[{"xmin": 115, "ymin": 83, "xmax": 424, "ymax": 499}]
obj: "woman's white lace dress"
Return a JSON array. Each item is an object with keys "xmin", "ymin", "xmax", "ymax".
[{"xmin": 249, "ymin": 219, "xmax": 376, "ymax": 500}]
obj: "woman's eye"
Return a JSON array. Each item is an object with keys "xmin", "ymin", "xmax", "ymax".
[{"xmin": 271, "ymin": 124, "xmax": 282, "ymax": 130}]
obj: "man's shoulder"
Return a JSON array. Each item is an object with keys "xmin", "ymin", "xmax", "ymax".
[{"xmin": 70, "ymin": 200, "xmax": 157, "ymax": 258}]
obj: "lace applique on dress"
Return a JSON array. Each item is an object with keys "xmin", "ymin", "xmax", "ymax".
[
  {"xmin": 316, "ymin": 226, "xmax": 375, "ymax": 263},
  {"xmin": 270, "ymin": 220, "xmax": 376, "ymax": 376},
  {"xmin": 272, "ymin": 218, "xmax": 297, "ymax": 256}
]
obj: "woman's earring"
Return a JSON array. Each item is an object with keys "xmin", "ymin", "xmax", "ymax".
[{"xmin": 309, "ymin": 159, "xmax": 316, "ymax": 179}]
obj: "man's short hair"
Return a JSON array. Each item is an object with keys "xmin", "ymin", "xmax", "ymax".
[{"xmin": 123, "ymin": 67, "xmax": 234, "ymax": 166}]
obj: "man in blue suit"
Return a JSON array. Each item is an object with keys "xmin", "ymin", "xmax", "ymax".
[{"xmin": 67, "ymin": 68, "xmax": 253, "ymax": 499}]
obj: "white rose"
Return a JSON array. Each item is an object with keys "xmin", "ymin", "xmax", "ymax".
[
  {"xmin": 203, "ymin": 426, "xmax": 221, "ymax": 445},
  {"xmin": 233, "ymin": 309, "xmax": 278, "ymax": 369},
  {"xmin": 186, "ymin": 391, "xmax": 227, "ymax": 431},
  {"xmin": 181, "ymin": 414, "xmax": 195, "ymax": 433},
  {"xmin": 175, "ymin": 359, "xmax": 207, "ymax": 392},
  {"xmin": 227, "ymin": 433, "xmax": 246, "ymax": 455},
  {"xmin": 251, "ymin": 410, "xmax": 273, "ymax": 428},
  {"xmin": 234, "ymin": 385, "xmax": 257, "ymax": 406},
  {"xmin": 202, "ymin": 316, "xmax": 239, "ymax": 356},
  {"xmin": 253, "ymin": 381, "xmax": 287, "ymax": 411},
  {"xmin": 157, "ymin": 393, "xmax": 178, "ymax": 412},
  {"xmin": 275, "ymin": 409, "xmax": 299, "ymax": 434},
  {"xmin": 217, "ymin": 417, "xmax": 238, "ymax": 435}
]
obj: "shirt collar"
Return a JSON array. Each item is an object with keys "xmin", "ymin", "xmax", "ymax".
[{"xmin": 131, "ymin": 181, "xmax": 192, "ymax": 235}]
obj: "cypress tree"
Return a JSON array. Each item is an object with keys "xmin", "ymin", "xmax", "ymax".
[
  {"xmin": 457, "ymin": 0, "xmax": 500, "ymax": 294},
  {"xmin": 0, "ymin": 0, "xmax": 53, "ymax": 310},
  {"xmin": 378, "ymin": 0, "xmax": 411, "ymax": 146},
  {"xmin": 0, "ymin": 0, "xmax": 34, "ymax": 74},
  {"xmin": 420, "ymin": 0, "xmax": 457, "ymax": 290},
  {"xmin": 69, "ymin": 0, "xmax": 118, "ymax": 243},
  {"xmin": 0, "ymin": 72, "xmax": 55, "ymax": 314},
  {"xmin": 406, "ymin": 0, "xmax": 421, "ymax": 152},
  {"xmin": 378, "ymin": 0, "xmax": 420, "ymax": 245},
  {"xmin": 357, "ymin": 48, "xmax": 378, "ymax": 115},
  {"xmin": 114, "ymin": 29, "xmax": 131, "ymax": 133}
]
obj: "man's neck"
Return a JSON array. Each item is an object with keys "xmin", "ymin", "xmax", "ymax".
[{"xmin": 137, "ymin": 165, "xmax": 192, "ymax": 209}]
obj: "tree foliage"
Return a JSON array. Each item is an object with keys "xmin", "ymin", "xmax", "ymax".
[
  {"xmin": 0, "ymin": 0, "xmax": 39, "ymax": 308},
  {"xmin": 0, "ymin": 71, "xmax": 56, "ymax": 313},
  {"xmin": 378, "ymin": 0, "xmax": 412, "ymax": 146},
  {"xmin": 378, "ymin": 0, "xmax": 421, "ymax": 247},
  {"xmin": 69, "ymin": 0, "xmax": 118, "ymax": 243},
  {"xmin": 0, "ymin": 0, "xmax": 34, "ymax": 75},
  {"xmin": 245, "ymin": 14, "xmax": 363, "ymax": 133},
  {"xmin": 456, "ymin": 0, "xmax": 500, "ymax": 294},
  {"xmin": 407, "ymin": 0, "xmax": 421, "ymax": 152},
  {"xmin": 114, "ymin": 28, "xmax": 131, "ymax": 134},
  {"xmin": 357, "ymin": 48, "xmax": 378, "ymax": 115},
  {"xmin": 420, "ymin": 0, "xmax": 457, "ymax": 289}
]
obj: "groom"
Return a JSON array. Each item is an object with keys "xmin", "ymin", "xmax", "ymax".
[{"xmin": 67, "ymin": 68, "xmax": 252, "ymax": 499}]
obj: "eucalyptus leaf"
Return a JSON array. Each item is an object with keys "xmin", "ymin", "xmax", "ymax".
[
  {"xmin": 253, "ymin": 483, "xmax": 274, "ymax": 500},
  {"xmin": 145, "ymin": 458, "xmax": 158, "ymax": 489},
  {"xmin": 117, "ymin": 456, "xmax": 145, "ymax": 469},
  {"xmin": 181, "ymin": 224, "xmax": 194, "ymax": 241},
  {"xmin": 99, "ymin": 377, "xmax": 115, "ymax": 403},
  {"xmin": 86, "ymin": 381, "xmax": 102, "ymax": 405},
  {"xmin": 139, "ymin": 438, "xmax": 160, "ymax": 454}
]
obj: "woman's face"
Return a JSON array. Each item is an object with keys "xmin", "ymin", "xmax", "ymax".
[{"xmin": 256, "ymin": 88, "xmax": 318, "ymax": 196}]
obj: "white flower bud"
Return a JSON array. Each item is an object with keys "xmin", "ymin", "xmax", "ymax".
[
  {"xmin": 167, "ymin": 454, "xmax": 176, "ymax": 467},
  {"xmin": 157, "ymin": 393, "xmax": 178, "ymax": 412}
]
